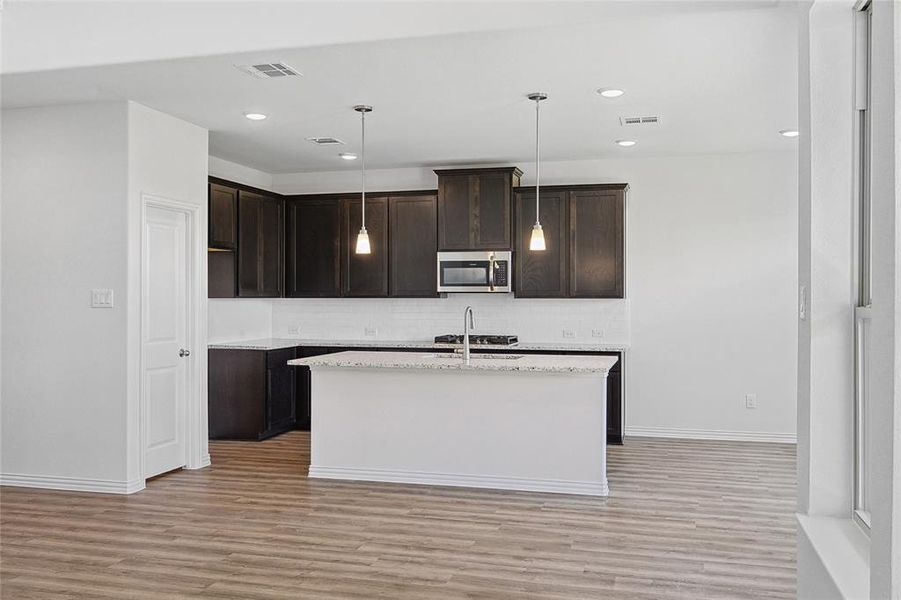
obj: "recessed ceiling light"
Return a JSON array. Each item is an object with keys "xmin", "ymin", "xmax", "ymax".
[
  {"xmin": 779, "ymin": 129, "xmax": 799, "ymax": 138},
  {"xmin": 615, "ymin": 139, "xmax": 637, "ymax": 147},
  {"xmin": 339, "ymin": 152, "xmax": 358, "ymax": 160},
  {"xmin": 597, "ymin": 88, "xmax": 625, "ymax": 98},
  {"xmin": 244, "ymin": 112, "xmax": 268, "ymax": 121}
]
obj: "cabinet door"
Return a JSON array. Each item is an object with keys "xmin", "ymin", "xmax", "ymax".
[
  {"xmin": 208, "ymin": 349, "xmax": 266, "ymax": 440},
  {"xmin": 209, "ymin": 183, "xmax": 237, "ymax": 249},
  {"xmin": 208, "ymin": 250, "xmax": 236, "ymax": 298},
  {"xmin": 343, "ymin": 196, "xmax": 388, "ymax": 297},
  {"xmin": 437, "ymin": 174, "xmax": 473, "ymax": 250},
  {"xmin": 238, "ymin": 191, "xmax": 282, "ymax": 297},
  {"xmin": 259, "ymin": 197, "xmax": 283, "ymax": 297},
  {"xmin": 390, "ymin": 195, "xmax": 438, "ymax": 297},
  {"xmin": 606, "ymin": 368, "xmax": 623, "ymax": 445},
  {"xmin": 237, "ymin": 191, "xmax": 262, "ymax": 296},
  {"xmin": 569, "ymin": 189, "xmax": 624, "ymax": 298},
  {"xmin": 266, "ymin": 348, "xmax": 296, "ymax": 435},
  {"xmin": 514, "ymin": 190, "xmax": 568, "ymax": 297},
  {"xmin": 474, "ymin": 172, "xmax": 511, "ymax": 249},
  {"xmin": 285, "ymin": 199, "xmax": 342, "ymax": 297}
]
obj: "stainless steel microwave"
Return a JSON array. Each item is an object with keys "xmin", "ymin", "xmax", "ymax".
[{"xmin": 436, "ymin": 251, "xmax": 512, "ymax": 293}]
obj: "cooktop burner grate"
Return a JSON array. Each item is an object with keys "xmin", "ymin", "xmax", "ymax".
[{"xmin": 434, "ymin": 334, "xmax": 519, "ymax": 346}]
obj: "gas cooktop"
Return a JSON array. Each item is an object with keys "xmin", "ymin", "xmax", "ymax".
[{"xmin": 434, "ymin": 334, "xmax": 519, "ymax": 346}]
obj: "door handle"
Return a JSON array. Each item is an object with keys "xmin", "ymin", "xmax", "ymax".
[{"xmin": 179, "ymin": 349, "xmax": 191, "ymax": 358}]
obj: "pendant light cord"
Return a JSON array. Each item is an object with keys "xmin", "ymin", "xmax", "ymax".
[
  {"xmin": 535, "ymin": 96, "xmax": 540, "ymax": 226},
  {"xmin": 361, "ymin": 109, "xmax": 366, "ymax": 229}
]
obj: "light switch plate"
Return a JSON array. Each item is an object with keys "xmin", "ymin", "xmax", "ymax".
[
  {"xmin": 91, "ymin": 288, "xmax": 114, "ymax": 308},
  {"xmin": 745, "ymin": 393, "xmax": 758, "ymax": 409}
]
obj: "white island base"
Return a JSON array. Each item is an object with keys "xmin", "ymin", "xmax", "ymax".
[{"xmin": 291, "ymin": 351, "xmax": 617, "ymax": 497}]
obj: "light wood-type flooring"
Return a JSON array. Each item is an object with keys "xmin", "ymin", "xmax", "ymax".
[{"xmin": 1, "ymin": 432, "xmax": 796, "ymax": 599}]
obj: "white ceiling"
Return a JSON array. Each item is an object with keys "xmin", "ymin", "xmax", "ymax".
[{"xmin": 2, "ymin": 1, "xmax": 799, "ymax": 174}]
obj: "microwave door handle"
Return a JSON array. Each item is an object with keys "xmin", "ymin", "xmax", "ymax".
[{"xmin": 488, "ymin": 255, "xmax": 495, "ymax": 291}]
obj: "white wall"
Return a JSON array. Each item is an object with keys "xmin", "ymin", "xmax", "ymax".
[
  {"xmin": 127, "ymin": 102, "xmax": 209, "ymax": 482},
  {"xmin": 797, "ymin": 1, "xmax": 900, "ymax": 598},
  {"xmin": 209, "ymin": 156, "xmax": 274, "ymax": 192},
  {"xmin": 208, "ymin": 299, "xmax": 273, "ymax": 343},
  {"xmin": 1, "ymin": 102, "xmax": 131, "ymax": 488},
  {"xmin": 263, "ymin": 150, "xmax": 799, "ymax": 441},
  {"xmin": 797, "ymin": 0, "xmax": 856, "ymax": 519},
  {"xmin": 0, "ymin": 101, "xmax": 209, "ymax": 493},
  {"xmin": 866, "ymin": 0, "xmax": 899, "ymax": 595}
]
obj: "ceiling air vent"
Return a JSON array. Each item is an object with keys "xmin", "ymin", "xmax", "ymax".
[
  {"xmin": 235, "ymin": 63, "xmax": 302, "ymax": 79},
  {"xmin": 620, "ymin": 115, "xmax": 660, "ymax": 126},
  {"xmin": 305, "ymin": 137, "xmax": 346, "ymax": 146}
]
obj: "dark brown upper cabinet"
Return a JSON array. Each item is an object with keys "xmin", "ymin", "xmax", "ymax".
[
  {"xmin": 569, "ymin": 187, "xmax": 625, "ymax": 298},
  {"xmin": 237, "ymin": 190, "xmax": 283, "ymax": 298},
  {"xmin": 513, "ymin": 184, "xmax": 627, "ymax": 299},
  {"xmin": 514, "ymin": 189, "xmax": 568, "ymax": 298},
  {"xmin": 209, "ymin": 183, "xmax": 237, "ymax": 249},
  {"xmin": 285, "ymin": 198, "xmax": 342, "ymax": 297},
  {"xmin": 389, "ymin": 194, "xmax": 438, "ymax": 297},
  {"xmin": 208, "ymin": 251, "xmax": 237, "ymax": 298},
  {"xmin": 436, "ymin": 167, "xmax": 521, "ymax": 251},
  {"xmin": 342, "ymin": 196, "xmax": 389, "ymax": 297}
]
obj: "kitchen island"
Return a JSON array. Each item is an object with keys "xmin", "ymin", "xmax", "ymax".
[{"xmin": 288, "ymin": 351, "xmax": 618, "ymax": 496}]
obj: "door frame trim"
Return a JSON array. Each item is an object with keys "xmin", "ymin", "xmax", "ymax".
[{"xmin": 139, "ymin": 194, "xmax": 208, "ymax": 485}]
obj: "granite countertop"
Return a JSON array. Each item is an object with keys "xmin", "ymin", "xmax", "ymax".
[
  {"xmin": 208, "ymin": 337, "xmax": 629, "ymax": 352},
  {"xmin": 288, "ymin": 351, "xmax": 619, "ymax": 374}
]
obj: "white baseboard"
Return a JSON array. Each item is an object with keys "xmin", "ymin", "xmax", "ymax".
[
  {"xmin": 625, "ymin": 426, "xmax": 796, "ymax": 444},
  {"xmin": 0, "ymin": 473, "xmax": 145, "ymax": 495},
  {"xmin": 309, "ymin": 465, "xmax": 609, "ymax": 497},
  {"xmin": 186, "ymin": 454, "xmax": 212, "ymax": 470}
]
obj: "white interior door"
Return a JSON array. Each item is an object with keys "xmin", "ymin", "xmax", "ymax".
[{"xmin": 143, "ymin": 204, "xmax": 190, "ymax": 478}]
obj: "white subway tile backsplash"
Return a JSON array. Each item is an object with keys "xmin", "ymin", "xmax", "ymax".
[{"xmin": 268, "ymin": 295, "xmax": 630, "ymax": 344}]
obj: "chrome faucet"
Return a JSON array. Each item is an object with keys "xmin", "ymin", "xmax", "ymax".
[{"xmin": 463, "ymin": 305, "xmax": 475, "ymax": 365}]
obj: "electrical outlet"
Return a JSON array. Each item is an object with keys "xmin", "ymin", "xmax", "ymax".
[
  {"xmin": 591, "ymin": 329, "xmax": 605, "ymax": 339},
  {"xmin": 364, "ymin": 326, "xmax": 377, "ymax": 337},
  {"xmin": 562, "ymin": 328, "xmax": 575, "ymax": 339},
  {"xmin": 745, "ymin": 394, "xmax": 758, "ymax": 410}
]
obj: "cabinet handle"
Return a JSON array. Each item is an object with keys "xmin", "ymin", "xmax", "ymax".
[
  {"xmin": 489, "ymin": 253, "xmax": 496, "ymax": 292},
  {"xmin": 179, "ymin": 349, "xmax": 191, "ymax": 358}
]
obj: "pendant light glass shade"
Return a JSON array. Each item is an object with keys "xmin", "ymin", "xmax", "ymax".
[
  {"xmin": 529, "ymin": 223, "xmax": 546, "ymax": 251},
  {"xmin": 528, "ymin": 92, "xmax": 547, "ymax": 252},
  {"xmin": 355, "ymin": 227, "xmax": 371, "ymax": 254},
  {"xmin": 354, "ymin": 104, "xmax": 373, "ymax": 255}
]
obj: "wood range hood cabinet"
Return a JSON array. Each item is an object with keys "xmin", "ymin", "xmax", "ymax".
[{"xmin": 435, "ymin": 167, "xmax": 522, "ymax": 251}]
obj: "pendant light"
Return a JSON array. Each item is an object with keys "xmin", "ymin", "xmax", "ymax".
[
  {"xmin": 354, "ymin": 104, "xmax": 373, "ymax": 254},
  {"xmin": 527, "ymin": 93, "xmax": 547, "ymax": 252}
]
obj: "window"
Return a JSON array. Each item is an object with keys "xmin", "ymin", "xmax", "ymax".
[{"xmin": 852, "ymin": 0, "xmax": 872, "ymax": 532}]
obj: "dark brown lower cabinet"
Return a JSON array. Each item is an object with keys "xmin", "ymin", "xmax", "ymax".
[
  {"xmin": 209, "ymin": 344, "xmax": 623, "ymax": 444},
  {"xmin": 208, "ymin": 348, "xmax": 296, "ymax": 440}
]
